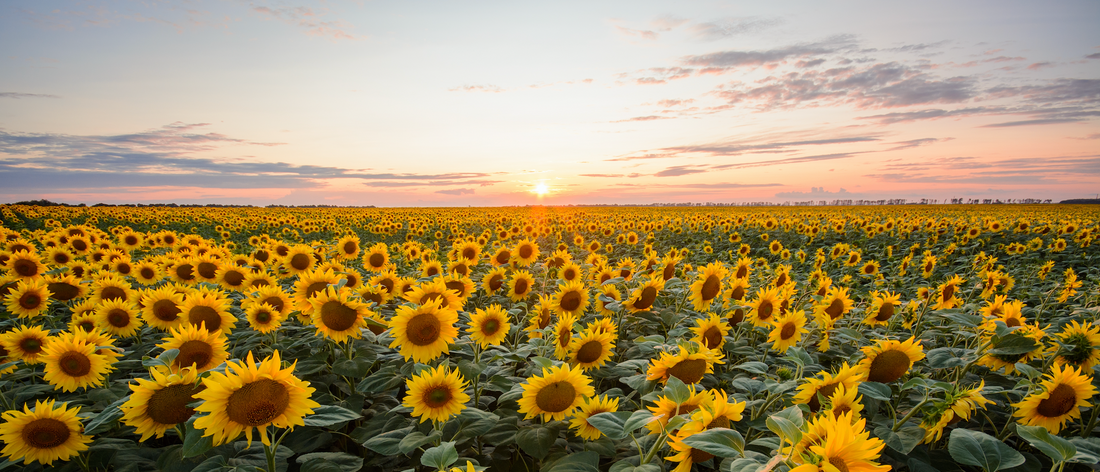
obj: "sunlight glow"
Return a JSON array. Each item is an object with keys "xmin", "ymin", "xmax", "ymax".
[{"xmin": 533, "ymin": 183, "xmax": 549, "ymax": 196}]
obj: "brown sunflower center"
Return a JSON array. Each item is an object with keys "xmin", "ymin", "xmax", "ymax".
[
  {"xmin": 780, "ymin": 322, "xmax": 797, "ymax": 340},
  {"xmin": 1037, "ymin": 384, "xmax": 1077, "ymax": 418},
  {"xmin": 668, "ymin": 359, "xmax": 706, "ymax": 384},
  {"xmin": 635, "ymin": 287, "xmax": 658, "ymax": 310},
  {"xmin": 343, "ymin": 241, "xmax": 358, "ymax": 255},
  {"xmin": 176, "ymin": 340, "xmax": 214, "ymax": 369},
  {"xmin": 196, "ymin": 262, "xmax": 217, "ymax": 279},
  {"xmin": 445, "ymin": 280, "xmax": 467, "ymax": 297},
  {"xmin": 489, "ymin": 274, "xmax": 504, "ymax": 291},
  {"xmin": 407, "ymin": 313, "xmax": 441, "ymax": 346},
  {"xmin": 560, "ymin": 291, "xmax": 582, "ymax": 312},
  {"xmin": 558, "ymin": 328, "xmax": 571, "ymax": 348},
  {"xmin": 140, "ymin": 267, "xmax": 157, "ymax": 280},
  {"xmin": 255, "ymin": 310, "xmax": 272, "ymax": 324},
  {"xmin": 368, "ymin": 253, "xmax": 385, "ymax": 268},
  {"xmin": 19, "ymin": 293, "xmax": 42, "ymax": 309},
  {"xmin": 1005, "ymin": 317, "xmax": 1021, "ymax": 327},
  {"xmin": 828, "ymin": 457, "xmax": 850, "ymax": 472},
  {"xmin": 519, "ymin": 245, "xmax": 534, "ymax": 259},
  {"xmin": 663, "ymin": 264, "xmax": 676, "ymax": 280},
  {"xmin": 226, "ymin": 379, "xmax": 290, "ymax": 426},
  {"xmin": 152, "ymin": 299, "xmax": 181, "ymax": 322},
  {"xmin": 19, "ymin": 337, "xmax": 43, "ymax": 354},
  {"xmin": 495, "ymin": 250, "xmax": 511, "ymax": 265},
  {"xmin": 320, "ymin": 301, "xmax": 358, "ymax": 332},
  {"xmin": 867, "ymin": 350, "xmax": 911, "ymax": 383},
  {"xmin": 942, "ymin": 285, "xmax": 955, "ymax": 301},
  {"xmin": 107, "ymin": 308, "xmax": 131, "ymax": 328},
  {"xmin": 188, "ymin": 306, "xmax": 222, "ymax": 332},
  {"xmin": 305, "ymin": 282, "xmax": 329, "ymax": 300},
  {"xmin": 576, "ymin": 340, "xmax": 604, "ymax": 363},
  {"xmin": 481, "ymin": 319, "xmax": 500, "ymax": 336},
  {"xmin": 175, "ymin": 264, "xmax": 195, "ymax": 281},
  {"xmin": 22, "ymin": 418, "xmax": 70, "ymax": 449},
  {"xmin": 424, "ymin": 387, "xmax": 453, "ymax": 408},
  {"xmin": 514, "ymin": 279, "xmax": 529, "ymax": 295},
  {"xmin": 59, "ymin": 351, "xmax": 92, "ymax": 377},
  {"xmin": 758, "ymin": 301, "xmax": 774, "ymax": 321},
  {"xmin": 776, "ymin": 273, "xmax": 788, "ymax": 287},
  {"xmin": 702, "ymin": 326, "xmax": 723, "ymax": 349},
  {"xmin": 534, "ymin": 381, "xmax": 576, "ymax": 413},
  {"xmin": 834, "ymin": 404, "xmax": 852, "ymax": 416},
  {"xmin": 147, "ymin": 384, "xmax": 199, "ymax": 425},
  {"xmin": 462, "ymin": 248, "xmax": 477, "ymax": 260},
  {"xmin": 808, "ymin": 383, "xmax": 839, "ymax": 412},
  {"xmin": 875, "ymin": 303, "xmax": 894, "ymax": 322},
  {"xmin": 222, "ymin": 270, "xmax": 245, "ymax": 287},
  {"xmin": 729, "ymin": 308, "xmax": 745, "ymax": 326},
  {"xmin": 100, "ymin": 286, "xmax": 126, "ymax": 302},
  {"xmin": 289, "ymin": 254, "xmax": 312, "ymax": 271},
  {"xmin": 48, "ymin": 282, "xmax": 80, "ymax": 301},
  {"xmin": 825, "ymin": 299, "xmax": 845, "ymax": 319},
  {"xmin": 14, "ymin": 259, "xmax": 39, "ymax": 277},
  {"xmin": 700, "ymin": 275, "xmax": 721, "ymax": 301},
  {"xmin": 563, "ymin": 268, "xmax": 577, "ymax": 280}
]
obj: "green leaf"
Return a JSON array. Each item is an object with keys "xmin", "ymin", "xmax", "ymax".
[
  {"xmin": 531, "ymin": 357, "xmax": 555, "ymax": 369},
  {"xmin": 609, "ymin": 461, "xmax": 661, "ymax": 472},
  {"xmin": 682, "ymin": 427, "xmax": 744, "ymax": 458},
  {"xmin": 858, "ymin": 382, "xmax": 893, "ymax": 401},
  {"xmin": 766, "ymin": 415, "xmax": 802, "ymax": 444},
  {"xmin": 663, "ymin": 375, "xmax": 691, "ymax": 404},
  {"xmin": 330, "ymin": 357, "xmax": 372, "ymax": 377},
  {"xmin": 1068, "ymin": 437, "xmax": 1100, "ymax": 464},
  {"xmin": 400, "ymin": 431, "xmax": 442, "ymax": 454},
  {"xmin": 988, "ymin": 335, "xmax": 1040, "ymax": 356},
  {"xmin": 734, "ymin": 361, "xmax": 769, "ymax": 375},
  {"xmin": 296, "ymin": 452, "xmax": 364, "ymax": 472},
  {"xmin": 728, "ymin": 458, "xmax": 767, "ymax": 472},
  {"xmin": 586, "ymin": 411, "xmax": 632, "ymax": 440},
  {"xmin": 181, "ymin": 418, "xmax": 214, "ymax": 458},
  {"xmin": 543, "ymin": 451, "xmax": 599, "ymax": 472},
  {"xmin": 421, "ymin": 442, "xmax": 459, "ymax": 470},
  {"xmin": 873, "ymin": 425, "xmax": 923, "ymax": 455},
  {"xmin": 926, "ymin": 347, "xmax": 974, "ymax": 369},
  {"xmin": 356, "ymin": 365, "xmax": 403, "ymax": 394},
  {"xmin": 1015, "ymin": 425, "xmax": 1075, "ymax": 463},
  {"xmin": 190, "ymin": 456, "xmax": 230, "ymax": 472},
  {"xmin": 303, "ymin": 405, "xmax": 362, "ymax": 427},
  {"xmin": 622, "ymin": 410, "xmax": 657, "ymax": 435},
  {"xmin": 516, "ymin": 425, "xmax": 558, "ymax": 459},
  {"xmin": 771, "ymin": 405, "xmax": 804, "ymax": 428},
  {"xmin": 84, "ymin": 396, "xmax": 129, "ymax": 435},
  {"xmin": 948, "ymin": 428, "xmax": 1025, "ymax": 472},
  {"xmin": 362, "ymin": 426, "xmax": 414, "ymax": 455}
]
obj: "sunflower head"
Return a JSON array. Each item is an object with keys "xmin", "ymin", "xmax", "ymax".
[
  {"xmin": 517, "ymin": 363, "xmax": 595, "ymax": 422},
  {"xmin": 388, "ymin": 299, "xmax": 459, "ymax": 363},
  {"xmin": 403, "ymin": 364, "xmax": 470, "ymax": 423},
  {"xmin": 1013, "ymin": 364, "xmax": 1098, "ymax": 434},
  {"xmin": 468, "ymin": 304, "xmax": 511, "ymax": 348},
  {"xmin": 855, "ymin": 336, "xmax": 925, "ymax": 384},
  {"xmin": 0, "ymin": 399, "xmax": 92, "ymax": 465}
]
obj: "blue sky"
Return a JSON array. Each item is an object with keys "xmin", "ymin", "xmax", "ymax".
[{"xmin": 1, "ymin": 0, "xmax": 1098, "ymax": 205}]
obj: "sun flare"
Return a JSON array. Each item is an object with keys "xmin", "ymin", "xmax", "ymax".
[{"xmin": 533, "ymin": 183, "xmax": 549, "ymax": 196}]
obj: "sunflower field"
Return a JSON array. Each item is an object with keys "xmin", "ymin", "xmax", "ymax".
[{"xmin": 0, "ymin": 203, "xmax": 1098, "ymax": 472}]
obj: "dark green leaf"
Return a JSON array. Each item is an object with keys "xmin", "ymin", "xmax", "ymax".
[
  {"xmin": 765, "ymin": 415, "xmax": 801, "ymax": 444},
  {"xmin": 586, "ymin": 411, "xmax": 632, "ymax": 440},
  {"xmin": 421, "ymin": 442, "xmax": 459, "ymax": 470},
  {"xmin": 1015, "ymin": 425, "xmax": 1075, "ymax": 463},
  {"xmin": 622, "ymin": 410, "xmax": 657, "ymax": 435},
  {"xmin": 399, "ymin": 431, "xmax": 442, "ymax": 454},
  {"xmin": 682, "ymin": 427, "xmax": 744, "ymax": 458},
  {"xmin": 516, "ymin": 425, "xmax": 558, "ymax": 459},
  {"xmin": 303, "ymin": 405, "xmax": 362, "ymax": 427},
  {"xmin": 297, "ymin": 452, "xmax": 363, "ymax": 472},
  {"xmin": 182, "ymin": 419, "xmax": 214, "ymax": 458},
  {"xmin": 988, "ymin": 335, "xmax": 1040, "ymax": 356},
  {"xmin": 362, "ymin": 426, "xmax": 414, "ymax": 455},
  {"xmin": 542, "ymin": 451, "xmax": 599, "ymax": 472},
  {"xmin": 663, "ymin": 375, "xmax": 691, "ymax": 404},
  {"xmin": 84, "ymin": 396, "xmax": 129, "ymax": 435},
  {"xmin": 859, "ymin": 382, "xmax": 893, "ymax": 401},
  {"xmin": 948, "ymin": 428, "xmax": 1025, "ymax": 472}
]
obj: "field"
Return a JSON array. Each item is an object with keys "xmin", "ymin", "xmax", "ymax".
[{"xmin": 0, "ymin": 204, "xmax": 1097, "ymax": 472}]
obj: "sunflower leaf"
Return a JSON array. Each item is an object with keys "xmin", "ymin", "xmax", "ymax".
[
  {"xmin": 765, "ymin": 415, "xmax": 801, "ymax": 444},
  {"xmin": 421, "ymin": 441, "xmax": 459, "ymax": 470},
  {"xmin": 1015, "ymin": 425, "xmax": 1075, "ymax": 463},
  {"xmin": 682, "ymin": 427, "xmax": 744, "ymax": 458},
  {"xmin": 948, "ymin": 428, "xmax": 1025, "ymax": 472},
  {"xmin": 84, "ymin": 395, "xmax": 129, "ymax": 435},
  {"xmin": 587, "ymin": 411, "xmax": 632, "ymax": 440},
  {"xmin": 516, "ymin": 425, "xmax": 558, "ymax": 459},
  {"xmin": 988, "ymin": 335, "xmax": 1040, "ymax": 356},
  {"xmin": 542, "ymin": 451, "xmax": 599, "ymax": 472},
  {"xmin": 296, "ymin": 452, "xmax": 363, "ymax": 472},
  {"xmin": 303, "ymin": 405, "xmax": 362, "ymax": 427},
  {"xmin": 182, "ymin": 418, "xmax": 215, "ymax": 458},
  {"xmin": 858, "ymin": 381, "xmax": 894, "ymax": 402},
  {"xmin": 362, "ymin": 426, "xmax": 414, "ymax": 455},
  {"xmin": 663, "ymin": 375, "xmax": 691, "ymax": 404},
  {"xmin": 622, "ymin": 410, "xmax": 657, "ymax": 435}
]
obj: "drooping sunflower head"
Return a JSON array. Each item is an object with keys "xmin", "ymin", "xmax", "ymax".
[
  {"xmin": 159, "ymin": 323, "xmax": 230, "ymax": 372},
  {"xmin": 816, "ymin": 286, "xmax": 853, "ymax": 322},
  {"xmin": 120, "ymin": 366, "xmax": 203, "ymax": 441},
  {"xmin": 863, "ymin": 291, "xmax": 901, "ymax": 326},
  {"xmin": 517, "ymin": 363, "xmax": 595, "ymax": 422},
  {"xmin": 403, "ymin": 364, "xmax": 470, "ymax": 424},
  {"xmin": 624, "ymin": 276, "xmax": 665, "ymax": 313},
  {"xmin": 388, "ymin": 299, "xmax": 460, "ymax": 363},
  {"xmin": 855, "ymin": 336, "xmax": 925, "ymax": 384},
  {"xmin": 468, "ymin": 304, "xmax": 511, "ymax": 348},
  {"xmin": 0, "ymin": 398, "xmax": 92, "ymax": 465},
  {"xmin": 1055, "ymin": 320, "xmax": 1100, "ymax": 371},
  {"xmin": 793, "ymin": 363, "xmax": 865, "ymax": 412}
]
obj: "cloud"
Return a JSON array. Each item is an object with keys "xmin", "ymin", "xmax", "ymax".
[
  {"xmin": 710, "ymin": 152, "xmax": 863, "ymax": 170},
  {"xmin": 1026, "ymin": 62, "xmax": 1055, "ymax": 71},
  {"xmin": 680, "ymin": 35, "xmax": 859, "ymax": 72},
  {"xmin": 1087, "ymin": 53, "xmax": 1100, "ymax": 60},
  {"xmin": 985, "ymin": 79, "xmax": 1100, "ymax": 104},
  {"xmin": 578, "ymin": 173, "xmax": 624, "ymax": 178},
  {"xmin": 774, "ymin": 187, "xmax": 854, "ymax": 198},
  {"xmin": 250, "ymin": 5, "xmax": 357, "ymax": 40},
  {"xmin": 866, "ymin": 155, "xmax": 1100, "ymax": 185},
  {"xmin": 654, "ymin": 165, "xmax": 706, "ymax": 177},
  {"xmin": 448, "ymin": 84, "xmax": 505, "ymax": 93},
  {"xmin": 1069, "ymin": 133, "xmax": 1100, "ymax": 140},
  {"xmin": 610, "ymin": 115, "xmax": 675, "ymax": 123},
  {"xmin": 856, "ymin": 106, "xmax": 1005, "ymax": 124},
  {"xmin": 979, "ymin": 118, "xmax": 1084, "ymax": 128},
  {"xmin": 0, "ymin": 92, "xmax": 60, "ymax": 99},
  {"xmin": 650, "ymin": 136, "xmax": 881, "ymax": 159},
  {"xmin": 885, "ymin": 137, "xmax": 944, "ymax": 151},
  {"xmin": 687, "ymin": 17, "xmax": 783, "ymax": 41},
  {"xmin": 436, "ymin": 188, "xmax": 475, "ymax": 195},
  {"xmin": 615, "ymin": 25, "xmax": 660, "ymax": 41}
]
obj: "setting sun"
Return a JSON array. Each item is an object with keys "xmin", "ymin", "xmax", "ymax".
[{"xmin": 533, "ymin": 183, "xmax": 549, "ymax": 196}]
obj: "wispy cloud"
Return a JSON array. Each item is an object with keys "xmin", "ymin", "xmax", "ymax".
[
  {"xmin": 436, "ymin": 188, "xmax": 475, "ymax": 195},
  {"xmin": 610, "ymin": 115, "xmax": 675, "ymax": 123},
  {"xmin": 885, "ymin": 137, "xmax": 946, "ymax": 151},
  {"xmin": 0, "ymin": 92, "xmax": 60, "ymax": 99},
  {"xmin": 654, "ymin": 165, "xmax": 706, "ymax": 177},
  {"xmin": 250, "ymin": 4, "xmax": 357, "ymax": 40}
]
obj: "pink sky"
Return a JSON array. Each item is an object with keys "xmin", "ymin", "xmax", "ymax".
[{"xmin": 1, "ymin": 1, "xmax": 1097, "ymax": 206}]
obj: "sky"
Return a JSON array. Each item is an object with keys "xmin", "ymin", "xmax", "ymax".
[{"xmin": 1, "ymin": 0, "xmax": 1098, "ymax": 206}]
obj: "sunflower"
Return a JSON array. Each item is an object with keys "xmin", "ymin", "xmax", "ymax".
[
  {"xmin": 446, "ymin": 257, "xmax": 473, "ymax": 278},
  {"xmin": 89, "ymin": 276, "xmax": 136, "ymax": 305},
  {"xmin": 480, "ymin": 266, "xmax": 508, "ymax": 296},
  {"xmin": 1013, "ymin": 364, "xmax": 1098, "ymax": 434},
  {"xmin": 595, "ymin": 284, "xmax": 621, "ymax": 316},
  {"xmin": 388, "ymin": 299, "xmax": 459, "ymax": 363},
  {"xmin": 489, "ymin": 247, "xmax": 512, "ymax": 267},
  {"xmin": 552, "ymin": 313, "xmax": 577, "ymax": 360},
  {"xmin": 517, "ymin": 363, "xmax": 595, "ymax": 422},
  {"xmin": 335, "ymin": 235, "xmax": 361, "ymax": 260},
  {"xmin": 357, "ymin": 284, "xmax": 389, "ymax": 307},
  {"xmin": 167, "ymin": 258, "xmax": 198, "ymax": 285},
  {"xmin": 815, "ymin": 286, "xmax": 853, "ymax": 323},
  {"xmin": 94, "ymin": 298, "xmax": 143, "ymax": 338},
  {"xmin": 456, "ymin": 240, "xmax": 482, "ymax": 263},
  {"xmin": 690, "ymin": 312, "xmax": 730, "ymax": 351},
  {"xmin": 569, "ymin": 328, "xmax": 615, "ymax": 370},
  {"xmin": 44, "ymin": 247, "xmax": 74, "ymax": 268},
  {"xmin": 291, "ymin": 268, "xmax": 342, "ymax": 313},
  {"xmin": 245, "ymin": 302, "xmax": 283, "ymax": 334},
  {"xmin": 308, "ymin": 286, "xmax": 369, "ymax": 343},
  {"xmin": 552, "ymin": 280, "xmax": 589, "ymax": 317},
  {"xmin": 214, "ymin": 265, "xmax": 248, "ymax": 292},
  {"xmin": 666, "ymin": 391, "xmax": 747, "ymax": 471},
  {"xmin": 4, "ymin": 250, "xmax": 44, "ymax": 280},
  {"xmin": 139, "ymin": 286, "xmax": 185, "ymax": 331},
  {"xmin": 41, "ymin": 331, "xmax": 111, "ymax": 392},
  {"xmin": 525, "ymin": 295, "xmax": 555, "ymax": 340},
  {"xmin": 440, "ymin": 273, "xmax": 475, "ymax": 305},
  {"xmin": 44, "ymin": 273, "xmax": 86, "ymax": 302},
  {"xmin": 748, "ymin": 286, "xmax": 781, "ymax": 327},
  {"xmin": 468, "ymin": 304, "xmax": 511, "ymax": 348},
  {"xmin": 920, "ymin": 253, "xmax": 937, "ymax": 278},
  {"xmin": 131, "ymin": 260, "xmax": 162, "ymax": 285},
  {"xmin": 180, "ymin": 291, "xmax": 236, "ymax": 335},
  {"xmin": 773, "ymin": 264, "xmax": 792, "ymax": 289},
  {"xmin": 120, "ymin": 366, "xmax": 203, "ymax": 441},
  {"xmin": 592, "ymin": 266, "xmax": 616, "ymax": 285},
  {"xmin": 68, "ymin": 301, "xmax": 98, "ymax": 332},
  {"xmin": 624, "ymin": 276, "xmax": 665, "ymax": 312},
  {"xmin": 0, "ymin": 399, "xmax": 92, "ymax": 466},
  {"xmin": 246, "ymin": 285, "xmax": 293, "ymax": 318},
  {"xmin": 159, "ymin": 323, "xmax": 230, "ymax": 372},
  {"xmin": 507, "ymin": 270, "xmax": 535, "ymax": 302},
  {"xmin": 855, "ymin": 337, "xmax": 925, "ymax": 383},
  {"xmin": 769, "ymin": 310, "xmax": 809, "ymax": 354},
  {"xmin": 645, "ymin": 389, "xmax": 713, "ymax": 434},
  {"xmin": 404, "ymin": 278, "xmax": 463, "ymax": 311},
  {"xmin": 920, "ymin": 381, "xmax": 993, "ymax": 443},
  {"xmin": 362, "ymin": 243, "xmax": 390, "ymax": 272},
  {"xmin": 0, "ymin": 325, "xmax": 50, "ymax": 365},
  {"xmin": 793, "ymin": 363, "xmax": 865, "ymax": 412},
  {"xmin": 646, "ymin": 345, "xmax": 724, "ymax": 385},
  {"xmin": 403, "ymin": 364, "xmax": 470, "ymax": 424},
  {"xmin": 863, "ymin": 291, "xmax": 901, "ymax": 326},
  {"xmin": 194, "ymin": 350, "xmax": 319, "ymax": 446},
  {"xmin": 570, "ymin": 395, "xmax": 619, "ymax": 440},
  {"xmin": 4, "ymin": 279, "xmax": 51, "ymax": 318},
  {"xmin": 934, "ymin": 275, "xmax": 964, "ymax": 310},
  {"xmin": 689, "ymin": 262, "xmax": 727, "ymax": 311},
  {"xmin": 788, "ymin": 412, "xmax": 888, "ymax": 472},
  {"xmin": 282, "ymin": 245, "xmax": 316, "ymax": 276},
  {"xmin": 1054, "ymin": 320, "xmax": 1100, "ymax": 371},
  {"xmin": 825, "ymin": 384, "xmax": 864, "ymax": 420},
  {"xmin": 242, "ymin": 271, "xmax": 276, "ymax": 290}
]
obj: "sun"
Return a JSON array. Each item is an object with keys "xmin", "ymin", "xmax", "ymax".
[{"xmin": 533, "ymin": 183, "xmax": 549, "ymax": 196}]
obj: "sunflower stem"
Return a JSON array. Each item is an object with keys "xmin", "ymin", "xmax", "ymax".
[
  {"xmin": 892, "ymin": 397, "xmax": 931, "ymax": 432},
  {"xmin": 1082, "ymin": 402, "xmax": 1100, "ymax": 437}
]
